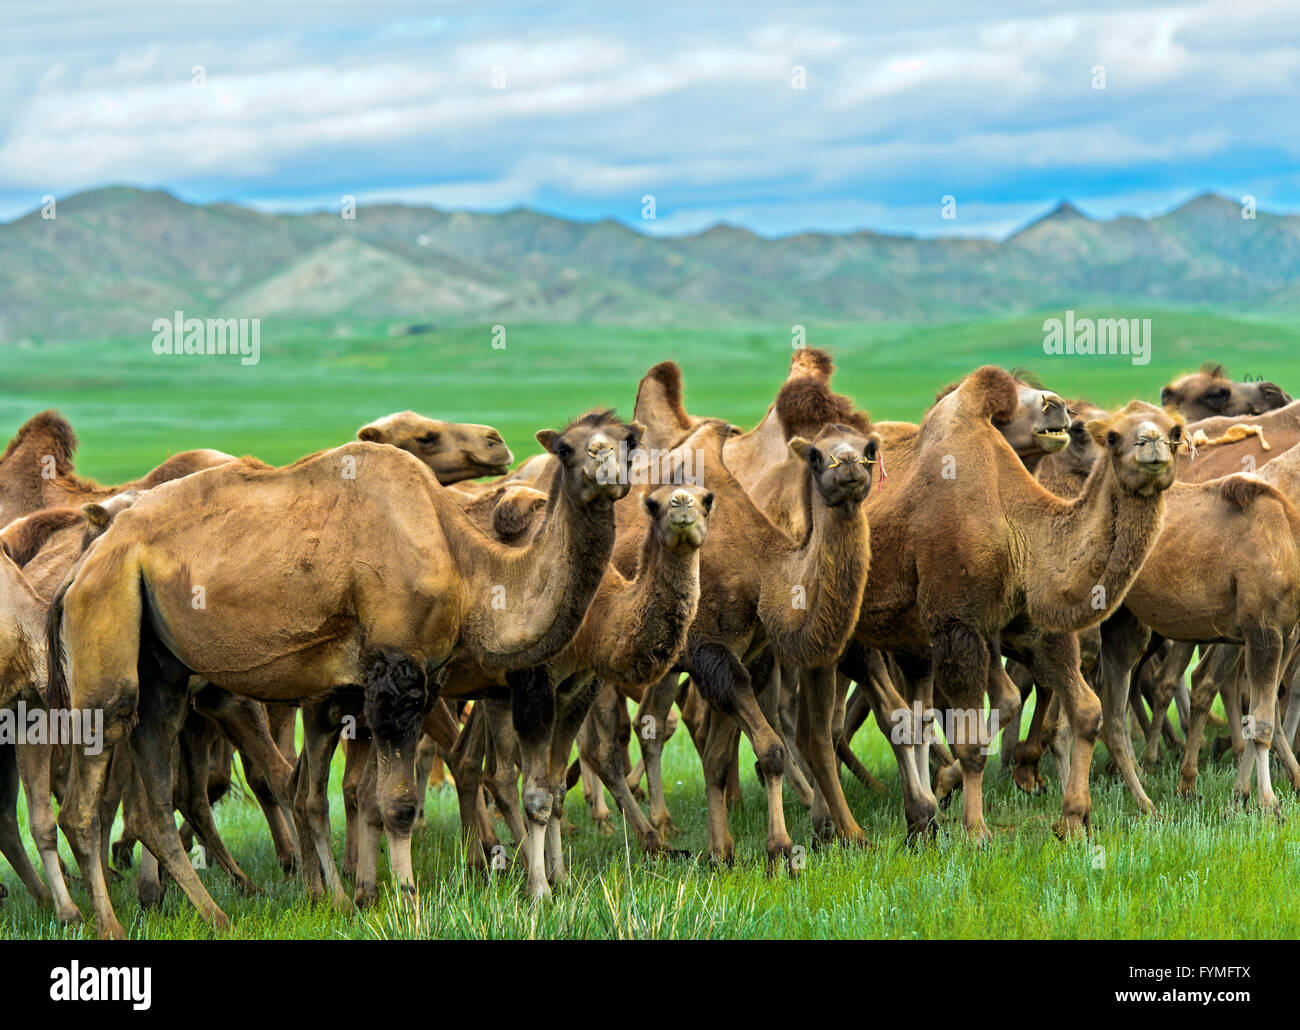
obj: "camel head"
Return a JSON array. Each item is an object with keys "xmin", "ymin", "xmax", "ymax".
[
  {"xmin": 1086, "ymin": 401, "xmax": 1186, "ymax": 497},
  {"xmin": 644, "ymin": 484, "xmax": 713, "ymax": 552},
  {"xmin": 536, "ymin": 410, "xmax": 644, "ymax": 505},
  {"xmin": 357, "ymin": 411, "xmax": 513, "ymax": 484},
  {"xmin": 1059, "ymin": 399, "xmax": 1108, "ymax": 475},
  {"xmin": 789, "ymin": 424, "xmax": 882, "ymax": 510},
  {"xmin": 996, "ymin": 380, "xmax": 1071, "ymax": 457},
  {"xmin": 1160, "ymin": 365, "xmax": 1291, "ymax": 421}
]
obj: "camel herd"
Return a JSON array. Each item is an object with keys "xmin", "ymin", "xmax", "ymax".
[{"xmin": 1, "ymin": 353, "xmax": 1298, "ymax": 939}]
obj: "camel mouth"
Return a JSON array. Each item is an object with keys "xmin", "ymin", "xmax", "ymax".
[
  {"xmin": 1137, "ymin": 458, "xmax": 1171, "ymax": 476},
  {"xmin": 1033, "ymin": 428, "xmax": 1070, "ymax": 451}
]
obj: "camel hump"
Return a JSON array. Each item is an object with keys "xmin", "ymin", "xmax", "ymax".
[
  {"xmin": 774, "ymin": 376, "xmax": 870, "ymax": 439},
  {"xmin": 950, "ymin": 366, "xmax": 1020, "ymax": 423},
  {"xmin": 1218, "ymin": 474, "xmax": 1286, "ymax": 510},
  {"xmin": 2, "ymin": 409, "xmax": 78, "ymax": 467},
  {"xmin": 0, "ymin": 507, "xmax": 83, "ymax": 567},
  {"xmin": 635, "ymin": 361, "xmax": 691, "ymax": 432},
  {"xmin": 787, "ymin": 347, "xmax": 834, "ymax": 382}
]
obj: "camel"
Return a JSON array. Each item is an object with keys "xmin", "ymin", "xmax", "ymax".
[
  {"xmin": 1096, "ymin": 463, "xmax": 1300, "ymax": 815},
  {"xmin": 0, "ymin": 410, "xmax": 234, "ymax": 527},
  {"xmin": 47, "ymin": 410, "xmax": 640, "ymax": 938},
  {"xmin": 356, "ymin": 411, "xmax": 513, "ymax": 484},
  {"xmin": 850, "ymin": 369, "xmax": 1184, "ymax": 840},
  {"xmin": 1161, "ymin": 364, "xmax": 1290, "ymax": 422},
  {"xmin": 609, "ymin": 398, "xmax": 872, "ymax": 870},
  {"xmin": 748, "ymin": 423, "xmax": 881, "ymax": 844},
  {"xmin": 1175, "ymin": 400, "xmax": 1300, "ymax": 483}
]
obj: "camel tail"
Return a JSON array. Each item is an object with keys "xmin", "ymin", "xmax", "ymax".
[{"xmin": 44, "ymin": 578, "xmax": 71, "ymax": 710}]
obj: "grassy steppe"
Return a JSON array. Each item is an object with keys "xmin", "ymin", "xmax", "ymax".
[{"xmin": 2, "ymin": 310, "xmax": 1299, "ymax": 938}]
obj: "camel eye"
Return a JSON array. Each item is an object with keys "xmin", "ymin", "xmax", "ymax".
[
  {"xmin": 1107, "ymin": 431, "xmax": 1120, "ymax": 447},
  {"xmin": 416, "ymin": 432, "xmax": 439, "ymax": 447}
]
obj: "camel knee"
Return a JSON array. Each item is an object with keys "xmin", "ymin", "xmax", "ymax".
[
  {"xmin": 379, "ymin": 790, "xmax": 418, "ymax": 836},
  {"xmin": 523, "ymin": 786, "xmax": 552, "ymax": 826}
]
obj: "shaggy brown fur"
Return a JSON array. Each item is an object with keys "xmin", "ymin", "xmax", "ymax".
[{"xmin": 1176, "ymin": 401, "xmax": 1300, "ymax": 482}]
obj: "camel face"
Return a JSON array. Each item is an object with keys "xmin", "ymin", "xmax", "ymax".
[
  {"xmin": 792, "ymin": 425, "xmax": 880, "ymax": 509},
  {"xmin": 357, "ymin": 411, "xmax": 513, "ymax": 484},
  {"xmin": 1061, "ymin": 400, "xmax": 1106, "ymax": 475},
  {"xmin": 1160, "ymin": 370, "xmax": 1291, "ymax": 421},
  {"xmin": 644, "ymin": 484, "xmax": 713, "ymax": 551},
  {"xmin": 535, "ymin": 410, "xmax": 644, "ymax": 505},
  {"xmin": 998, "ymin": 385, "xmax": 1071, "ymax": 456},
  {"xmin": 1089, "ymin": 402, "xmax": 1185, "ymax": 497}
]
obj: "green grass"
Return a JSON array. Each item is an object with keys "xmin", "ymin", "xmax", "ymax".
[
  {"xmin": 3, "ymin": 696, "xmax": 1298, "ymax": 939},
  {"xmin": 4, "ymin": 310, "xmax": 1300, "ymax": 939}
]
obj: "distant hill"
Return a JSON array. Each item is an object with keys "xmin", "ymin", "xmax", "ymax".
[{"xmin": 1, "ymin": 187, "xmax": 1297, "ymax": 343}]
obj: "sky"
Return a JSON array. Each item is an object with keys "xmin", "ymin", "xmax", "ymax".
[{"xmin": 2, "ymin": 0, "xmax": 1297, "ymax": 238}]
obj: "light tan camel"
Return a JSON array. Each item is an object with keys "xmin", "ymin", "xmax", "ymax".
[
  {"xmin": 47, "ymin": 410, "xmax": 639, "ymax": 938},
  {"xmin": 356, "ymin": 411, "xmax": 513, "ymax": 484}
]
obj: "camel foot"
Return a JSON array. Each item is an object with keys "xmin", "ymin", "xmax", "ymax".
[
  {"xmin": 234, "ymin": 875, "xmax": 263, "ymax": 897},
  {"xmin": 651, "ymin": 847, "xmax": 692, "ymax": 861},
  {"xmin": 138, "ymin": 881, "xmax": 163, "ymax": 910},
  {"xmin": 766, "ymin": 839, "xmax": 797, "ymax": 879},
  {"xmin": 210, "ymin": 909, "xmax": 231, "ymax": 933},
  {"xmin": 56, "ymin": 903, "xmax": 83, "ymax": 924},
  {"xmin": 707, "ymin": 845, "xmax": 735, "ymax": 868},
  {"xmin": 353, "ymin": 885, "xmax": 379, "ymax": 908},
  {"xmin": 1010, "ymin": 761, "xmax": 1045, "ymax": 796},
  {"xmin": 964, "ymin": 821, "xmax": 993, "ymax": 846},
  {"xmin": 111, "ymin": 840, "xmax": 134, "ymax": 869},
  {"xmin": 651, "ymin": 816, "xmax": 681, "ymax": 839},
  {"xmin": 591, "ymin": 817, "xmax": 614, "ymax": 836},
  {"xmin": 97, "ymin": 917, "xmax": 128, "ymax": 941},
  {"xmin": 1052, "ymin": 812, "xmax": 1090, "ymax": 840}
]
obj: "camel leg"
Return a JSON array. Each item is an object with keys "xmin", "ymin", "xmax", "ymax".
[
  {"xmin": 361, "ymin": 652, "xmax": 428, "ymax": 901},
  {"xmin": 579, "ymin": 684, "xmax": 664, "ymax": 853},
  {"xmin": 340, "ymin": 731, "xmax": 368, "ymax": 879},
  {"xmin": 352, "ymin": 740, "xmax": 384, "ymax": 906},
  {"xmin": 796, "ymin": 664, "xmax": 869, "ymax": 845},
  {"xmin": 700, "ymin": 709, "xmax": 740, "ymax": 865},
  {"xmin": 440, "ymin": 702, "xmax": 498, "ymax": 871},
  {"xmin": 1143, "ymin": 641, "xmax": 1195, "ymax": 766},
  {"xmin": 776, "ymin": 663, "xmax": 817, "ymax": 807},
  {"xmin": 1000, "ymin": 660, "xmax": 1029, "ymax": 774},
  {"xmin": 266, "ymin": 701, "xmax": 298, "ymax": 765},
  {"xmin": 293, "ymin": 698, "xmax": 351, "ymax": 906},
  {"xmin": 1042, "ymin": 694, "xmax": 1071, "ymax": 793},
  {"xmin": 1096, "ymin": 609, "xmax": 1157, "ymax": 814},
  {"xmin": 175, "ymin": 711, "xmax": 259, "ymax": 896},
  {"xmin": 1223, "ymin": 651, "xmax": 1247, "ymax": 762},
  {"xmin": 127, "ymin": 653, "xmax": 229, "ymax": 931},
  {"xmin": 1177, "ymin": 653, "xmax": 1223, "ymax": 797},
  {"xmin": 1235, "ymin": 623, "xmax": 1285, "ymax": 816},
  {"xmin": 635, "ymin": 671, "xmax": 684, "ymax": 837},
  {"xmin": 0, "ymin": 740, "xmax": 51, "ymax": 905},
  {"xmin": 481, "ymin": 696, "xmax": 528, "ymax": 846},
  {"xmin": 412, "ymin": 733, "xmax": 438, "ymax": 833},
  {"xmin": 510, "ymin": 667, "xmax": 556, "ymax": 898},
  {"xmin": 1022, "ymin": 630, "xmax": 1101, "ymax": 837},
  {"xmin": 930, "ymin": 625, "xmax": 992, "ymax": 841},
  {"xmin": 14, "ymin": 738, "xmax": 80, "ymax": 921},
  {"xmin": 543, "ymin": 676, "xmax": 604, "ymax": 885}
]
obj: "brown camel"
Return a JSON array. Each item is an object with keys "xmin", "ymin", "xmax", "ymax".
[
  {"xmin": 1096, "ymin": 464, "xmax": 1300, "ymax": 815},
  {"xmin": 1175, "ymin": 400, "xmax": 1300, "ymax": 482},
  {"xmin": 356, "ymin": 410, "xmax": 513, "ymax": 484},
  {"xmin": 610, "ymin": 401, "xmax": 872, "ymax": 870},
  {"xmin": 47, "ymin": 410, "xmax": 640, "ymax": 938},
  {"xmin": 851, "ymin": 369, "xmax": 1183, "ymax": 840},
  {"xmin": 748, "ymin": 423, "xmax": 882, "ymax": 844},
  {"xmin": 0, "ymin": 410, "xmax": 234, "ymax": 527},
  {"xmin": 1161, "ymin": 364, "xmax": 1290, "ymax": 422}
]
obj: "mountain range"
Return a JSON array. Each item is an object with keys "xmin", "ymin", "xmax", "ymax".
[{"xmin": 2, "ymin": 187, "xmax": 1298, "ymax": 343}]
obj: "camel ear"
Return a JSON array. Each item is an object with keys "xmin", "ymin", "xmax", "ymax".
[
  {"xmin": 644, "ymin": 495, "xmax": 662, "ymax": 519},
  {"xmin": 81, "ymin": 502, "xmax": 110, "ymax": 528},
  {"xmin": 1159, "ymin": 386, "xmax": 1178, "ymax": 408},
  {"xmin": 788, "ymin": 437, "xmax": 813, "ymax": 460},
  {"xmin": 626, "ymin": 421, "xmax": 646, "ymax": 447},
  {"xmin": 701, "ymin": 491, "xmax": 715, "ymax": 514},
  {"xmin": 536, "ymin": 429, "xmax": 560, "ymax": 453},
  {"xmin": 357, "ymin": 426, "xmax": 385, "ymax": 443},
  {"xmin": 1085, "ymin": 418, "xmax": 1114, "ymax": 449}
]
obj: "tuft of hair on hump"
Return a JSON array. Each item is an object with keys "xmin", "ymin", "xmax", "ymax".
[
  {"xmin": 789, "ymin": 347, "xmax": 834, "ymax": 380},
  {"xmin": 1, "ymin": 410, "xmax": 79, "ymax": 468},
  {"xmin": 1, "ymin": 508, "xmax": 83, "ymax": 567},
  {"xmin": 775, "ymin": 377, "xmax": 871, "ymax": 438},
  {"xmin": 950, "ymin": 366, "xmax": 1019, "ymax": 423},
  {"xmin": 1218, "ymin": 474, "xmax": 1288, "ymax": 510}
]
